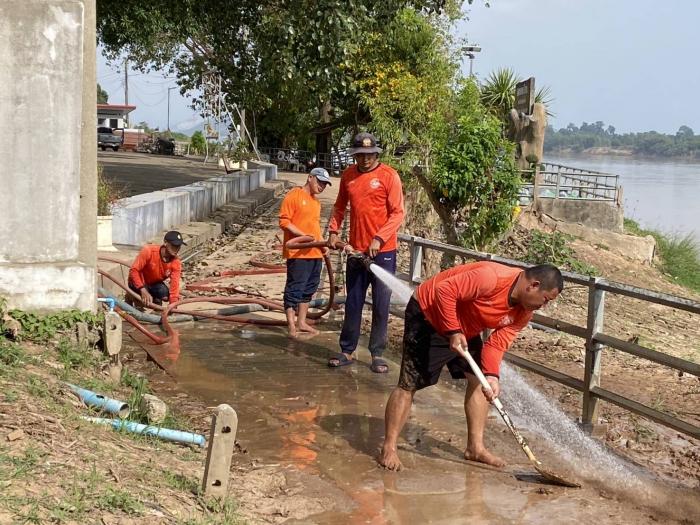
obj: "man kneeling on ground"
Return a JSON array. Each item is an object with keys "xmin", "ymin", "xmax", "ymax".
[
  {"xmin": 128, "ymin": 230, "xmax": 186, "ymax": 307},
  {"xmin": 379, "ymin": 261, "xmax": 563, "ymax": 471}
]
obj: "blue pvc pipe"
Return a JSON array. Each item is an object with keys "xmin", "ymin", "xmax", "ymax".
[
  {"xmin": 67, "ymin": 383, "xmax": 130, "ymax": 418},
  {"xmin": 97, "ymin": 297, "xmax": 116, "ymax": 311},
  {"xmin": 83, "ymin": 417, "xmax": 206, "ymax": 448},
  {"xmin": 98, "ymin": 288, "xmax": 193, "ymax": 324}
]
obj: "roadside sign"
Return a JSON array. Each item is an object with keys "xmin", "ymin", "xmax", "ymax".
[{"xmin": 515, "ymin": 77, "xmax": 535, "ymax": 115}]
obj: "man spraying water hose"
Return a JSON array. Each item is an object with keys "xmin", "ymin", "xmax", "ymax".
[
  {"xmin": 379, "ymin": 262, "xmax": 563, "ymax": 471},
  {"xmin": 279, "ymin": 168, "xmax": 332, "ymax": 337},
  {"xmin": 327, "ymin": 132, "xmax": 405, "ymax": 373}
]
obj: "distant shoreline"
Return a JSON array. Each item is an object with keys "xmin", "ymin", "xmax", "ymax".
[{"xmin": 545, "ymin": 146, "xmax": 700, "ymax": 162}]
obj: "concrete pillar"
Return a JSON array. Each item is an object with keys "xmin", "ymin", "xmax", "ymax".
[{"xmin": 0, "ymin": 0, "xmax": 96, "ymax": 312}]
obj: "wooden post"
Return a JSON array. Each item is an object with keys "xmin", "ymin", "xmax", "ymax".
[
  {"xmin": 103, "ymin": 311, "xmax": 122, "ymax": 383},
  {"xmin": 582, "ymin": 277, "xmax": 605, "ymax": 429},
  {"xmin": 409, "ymin": 238, "xmax": 423, "ymax": 285},
  {"xmin": 202, "ymin": 404, "xmax": 238, "ymax": 498}
]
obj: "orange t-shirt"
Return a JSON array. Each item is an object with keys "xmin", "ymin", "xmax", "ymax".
[
  {"xmin": 416, "ymin": 261, "xmax": 532, "ymax": 376},
  {"xmin": 128, "ymin": 245, "xmax": 182, "ymax": 303},
  {"xmin": 327, "ymin": 163, "xmax": 404, "ymax": 253},
  {"xmin": 279, "ymin": 187, "xmax": 323, "ymax": 259}
]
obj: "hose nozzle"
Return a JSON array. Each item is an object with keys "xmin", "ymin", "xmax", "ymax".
[{"xmin": 347, "ymin": 251, "xmax": 374, "ymax": 270}]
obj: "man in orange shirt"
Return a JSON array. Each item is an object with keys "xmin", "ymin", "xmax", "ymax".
[
  {"xmin": 378, "ymin": 262, "xmax": 563, "ymax": 471},
  {"xmin": 327, "ymin": 132, "xmax": 404, "ymax": 373},
  {"xmin": 279, "ymin": 168, "xmax": 331, "ymax": 337},
  {"xmin": 128, "ymin": 230, "xmax": 186, "ymax": 306}
]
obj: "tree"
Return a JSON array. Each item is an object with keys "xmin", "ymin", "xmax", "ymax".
[
  {"xmin": 480, "ymin": 68, "xmax": 554, "ymax": 123},
  {"xmin": 190, "ymin": 130, "xmax": 206, "ymax": 154},
  {"xmin": 97, "ymin": 83, "xmax": 109, "ymax": 103},
  {"xmin": 96, "ymin": 0, "xmax": 462, "ymax": 150},
  {"xmin": 431, "ymin": 83, "xmax": 520, "ymax": 248},
  {"xmin": 676, "ymin": 125, "xmax": 694, "ymax": 139}
]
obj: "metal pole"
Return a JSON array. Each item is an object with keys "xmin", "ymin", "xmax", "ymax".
[
  {"xmin": 468, "ymin": 54, "xmax": 474, "ymax": 77},
  {"xmin": 124, "ymin": 58, "xmax": 129, "ymax": 128},
  {"xmin": 167, "ymin": 87, "xmax": 176, "ymax": 132}
]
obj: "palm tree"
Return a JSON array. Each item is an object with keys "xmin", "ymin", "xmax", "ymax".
[
  {"xmin": 480, "ymin": 68, "xmax": 554, "ymax": 122},
  {"xmin": 480, "ymin": 68, "xmax": 519, "ymax": 122}
]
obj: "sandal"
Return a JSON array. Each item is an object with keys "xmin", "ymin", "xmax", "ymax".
[
  {"xmin": 328, "ymin": 352, "xmax": 354, "ymax": 367},
  {"xmin": 370, "ymin": 357, "xmax": 389, "ymax": 374}
]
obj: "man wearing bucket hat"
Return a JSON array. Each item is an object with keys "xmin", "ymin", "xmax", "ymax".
[
  {"xmin": 327, "ymin": 132, "xmax": 405, "ymax": 373},
  {"xmin": 279, "ymin": 168, "xmax": 332, "ymax": 337},
  {"xmin": 128, "ymin": 230, "xmax": 186, "ymax": 306}
]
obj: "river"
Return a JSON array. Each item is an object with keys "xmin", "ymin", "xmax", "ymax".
[{"xmin": 545, "ymin": 154, "xmax": 699, "ymax": 243}]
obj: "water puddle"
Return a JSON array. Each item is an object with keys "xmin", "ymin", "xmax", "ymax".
[{"xmin": 131, "ymin": 323, "xmax": 698, "ymax": 523}]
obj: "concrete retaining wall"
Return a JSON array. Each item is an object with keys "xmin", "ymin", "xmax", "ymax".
[
  {"xmin": 536, "ymin": 199, "xmax": 624, "ymax": 232},
  {"xmin": 112, "ymin": 168, "xmax": 274, "ymax": 246},
  {"xmin": 163, "ymin": 185, "xmax": 212, "ymax": 222},
  {"xmin": 248, "ymin": 160, "xmax": 277, "ymax": 181}
]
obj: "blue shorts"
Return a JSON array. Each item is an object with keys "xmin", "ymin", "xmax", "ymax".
[{"xmin": 283, "ymin": 258, "xmax": 323, "ymax": 309}]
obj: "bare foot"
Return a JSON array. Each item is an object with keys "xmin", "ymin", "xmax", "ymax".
[
  {"xmin": 378, "ymin": 445, "xmax": 403, "ymax": 471},
  {"xmin": 297, "ymin": 323, "xmax": 319, "ymax": 335},
  {"xmin": 287, "ymin": 327, "xmax": 298, "ymax": 338},
  {"xmin": 464, "ymin": 447, "xmax": 506, "ymax": 468}
]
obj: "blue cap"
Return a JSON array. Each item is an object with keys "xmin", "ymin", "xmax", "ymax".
[{"xmin": 310, "ymin": 167, "xmax": 332, "ymax": 185}]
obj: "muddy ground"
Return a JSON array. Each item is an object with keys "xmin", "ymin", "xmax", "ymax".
[{"xmin": 2, "ymin": 170, "xmax": 698, "ymax": 524}]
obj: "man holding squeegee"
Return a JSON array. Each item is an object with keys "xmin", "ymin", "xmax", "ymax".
[{"xmin": 379, "ymin": 261, "xmax": 563, "ymax": 471}]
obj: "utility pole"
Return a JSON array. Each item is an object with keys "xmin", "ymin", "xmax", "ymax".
[
  {"xmin": 123, "ymin": 58, "xmax": 129, "ymax": 128},
  {"xmin": 167, "ymin": 86, "xmax": 177, "ymax": 132}
]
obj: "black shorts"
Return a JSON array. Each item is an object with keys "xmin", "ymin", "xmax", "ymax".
[{"xmin": 398, "ymin": 297, "xmax": 484, "ymax": 391}]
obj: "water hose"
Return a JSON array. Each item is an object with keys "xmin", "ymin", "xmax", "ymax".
[{"xmin": 96, "ymin": 236, "xmax": 343, "ymax": 351}]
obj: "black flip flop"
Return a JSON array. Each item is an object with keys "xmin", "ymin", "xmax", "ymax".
[
  {"xmin": 328, "ymin": 352, "xmax": 354, "ymax": 367},
  {"xmin": 370, "ymin": 357, "xmax": 389, "ymax": 374}
]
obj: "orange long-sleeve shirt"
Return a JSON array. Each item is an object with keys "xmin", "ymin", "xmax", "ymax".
[
  {"xmin": 128, "ymin": 245, "xmax": 182, "ymax": 303},
  {"xmin": 327, "ymin": 163, "xmax": 404, "ymax": 253},
  {"xmin": 279, "ymin": 187, "xmax": 323, "ymax": 259},
  {"xmin": 416, "ymin": 261, "xmax": 532, "ymax": 376}
]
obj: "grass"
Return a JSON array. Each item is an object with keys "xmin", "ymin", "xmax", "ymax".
[
  {"xmin": 624, "ymin": 218, "xmax": 700, "ymax": 293},
  {"xmin": 0, "ymin": 333, "xmax": 245, "ymax": 525}
]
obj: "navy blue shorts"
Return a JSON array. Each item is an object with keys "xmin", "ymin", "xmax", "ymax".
[
  {"xmin": 283, "ymin": 258, "xmax": 323, "ymax": 309},
  {"xmin": 128, "ymin": 281, "xmax": 169, "ymax": 305}
]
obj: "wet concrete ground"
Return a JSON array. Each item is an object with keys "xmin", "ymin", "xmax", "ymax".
[{"xmin": 132, "ymin": 321, "xmax": 699, "ymax": 524}]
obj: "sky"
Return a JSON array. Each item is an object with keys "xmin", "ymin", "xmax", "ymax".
[
  {"xmin": 97, "ymin": 0, "xmax": 700, "ymax": 136},
  {"xmin": 458, "ymin": 0, "xmax": 700, "ymax": 134}
]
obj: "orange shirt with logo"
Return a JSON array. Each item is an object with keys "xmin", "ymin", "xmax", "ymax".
[
  {"xmin": 328, "ymin": 163, "xmax": 404, "ymax": 253},
  {"xmin": 416, "ymin": 261, "xmax": 532, "ymax": 376},
  {"xmin": 128, "ymin": 245, "xmax": 182, "ymax": 303},
  {"xmin": 279, "ymin": 187, "xmax": 323, "ymax": 259}
]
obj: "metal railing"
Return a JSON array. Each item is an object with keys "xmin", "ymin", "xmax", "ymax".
[
  {"xmin": 397, "ymin": 233, "xmax": 700, "ymax": 439},
  {"xmin": 519, "ymin": 162, "xmax": 621, "ymax": 205},
  {"xmin": 257, "ymin": 147, "xmax": 355, "ymax": 175}
]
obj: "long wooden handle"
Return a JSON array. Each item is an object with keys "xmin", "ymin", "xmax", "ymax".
[{"xmin": 456, "ymin": 345, "xmax": 539, "ymax": 464}]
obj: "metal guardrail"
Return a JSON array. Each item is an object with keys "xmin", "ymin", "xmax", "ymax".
[
  {"xmin": 519, "ymin": 162, "xmax": 621, "ymax": 205},
  {"xmin": 397, "ymin": 233, "xmax": 700, "ymax": 439},
  {"xmin": 257, "ymin": 147, "xmax": 354, "ymax": 175}
]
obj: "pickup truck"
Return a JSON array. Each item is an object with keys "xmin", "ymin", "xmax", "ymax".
[{"xmin": 97, "ymin": 127, "xmax": 122, "ymax": 151}]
